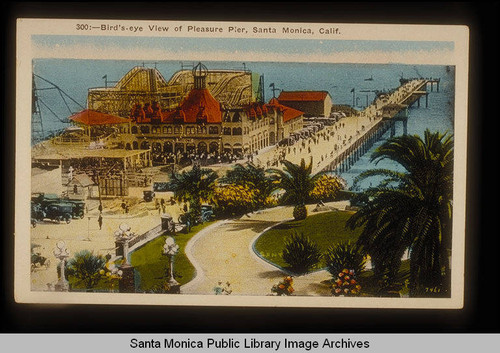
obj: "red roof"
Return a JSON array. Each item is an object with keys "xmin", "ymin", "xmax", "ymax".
[
  {"xmin": 162, "ymin": 88, "xmax": 222, "ymax": 124},
  {"xmin": 278, "ymin": 91, "xmax": 330, "ymax": 102},
  {"xmin": 267, "ymin": 98, "xmax": 304, "ymax": 122},
  {"xmin": 70, "ymin": 109, "xmax": 130, "ymax": 125}
]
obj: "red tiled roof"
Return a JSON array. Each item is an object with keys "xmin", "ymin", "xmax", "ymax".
[
  {"xmin": 162, "ymin": 88, "xmax": 222, "ymax": 124},
  {"xmin": 70, "ymin": 109, "xmax": 130, "ymax": 125},
  {"xmin": 278, "ymin": 91, "xmax": 330, "ymax": 102},
  {"xmin": 267, "ymin": 98, "xmax": 304, "ymax": 122}
]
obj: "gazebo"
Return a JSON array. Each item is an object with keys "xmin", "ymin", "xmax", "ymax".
[{"xmin": 68, "ymin": 109, "xmax": 131, "ymax": 139}]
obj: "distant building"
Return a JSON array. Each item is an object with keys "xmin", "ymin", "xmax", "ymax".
[
  {"xmin": 67, "ymin": 173, "xmax": 96, "ymax": 200},
  {"xmin": 277, "ymin": 91, "xmax": 333, "ymax": 118}
]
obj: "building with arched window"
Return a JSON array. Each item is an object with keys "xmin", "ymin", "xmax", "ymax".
[{"xmin": 93, "ymin": 62, "xmax": 305, "ymax": 164}]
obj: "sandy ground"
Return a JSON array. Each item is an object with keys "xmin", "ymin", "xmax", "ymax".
[{"xmin": 29, "ymin": 191, "xmax": 183, "ymax": 291}]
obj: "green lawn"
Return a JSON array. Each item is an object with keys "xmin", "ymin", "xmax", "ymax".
[
  {"xmin": 130, "ymin": 221, "xmax": 215, "ymax": 292},
  {"xmin": 254, "ymin": 210, "xmax": 363, "ymax": 271}
]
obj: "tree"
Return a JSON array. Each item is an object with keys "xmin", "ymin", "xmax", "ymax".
[
  {"xmin": 65, "ymin": 250, "xmax": 107, "ymax": 290},
  {"xmin": 347, "ymin": 130, "xmax": 453, "ymax": 296},
  {"xmin": 219, "ymin": 162, "xmax": 275, "ymax": 210},
  {"xmin": 167, "ymin": 165, "xmax": 218, "ymax": 218},
  {"xmin": 268, "ymin": 158, "xmax": 318, "ymax": 220}
]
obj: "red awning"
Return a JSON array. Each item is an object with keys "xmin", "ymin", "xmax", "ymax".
[{"xmin": 69, "ymin": 109, "xmax": 130, "ymax": 125}]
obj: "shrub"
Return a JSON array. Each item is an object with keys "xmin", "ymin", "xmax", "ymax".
[
  {"xmin": 271, "ymin": 276, "xmax": 295, "ymax": 296},
  {"xmin": 324, "ymin": 241, "xmax": 366, "ymax": 279},
  {"xmin": 282, "ymin": 232, "xmax": 321, "ymax": 274},
  {"xmin": 309, "ymin": 174, "xmax": 344, "ymax": 202},
  {"xmin": 292, "ymin": 204, "xmax": 307, "ymax": 220},
  {"xmin": 212, "ymin": 183, "xmax": 259, "ymax": 217}
]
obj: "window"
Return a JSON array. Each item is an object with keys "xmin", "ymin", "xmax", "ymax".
[{"xmin": 209, "ymin": 126, "xmax": 219, "ymax": 134}]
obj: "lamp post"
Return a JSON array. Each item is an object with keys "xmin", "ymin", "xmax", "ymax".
[
  {"xmin": 114, "ymin": 223, "xmax": 134, "ymax": 264},
  {"xmin": 163, "ymin": 236, "xmax": 180, "ymax": 288},
  {"xmin": 53, "ymin": 240, "xmax": 70, "ymax": 291},
  {"xmin": 114, "ymin": 223, "xmax": 136, "ymax": 293}
]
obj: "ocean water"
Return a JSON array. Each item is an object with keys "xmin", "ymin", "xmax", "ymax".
[{"xmin": 32, "ymin": 59, "xmax": 455, "ymax": 189}]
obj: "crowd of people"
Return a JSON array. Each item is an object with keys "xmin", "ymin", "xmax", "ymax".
[{"xmin": 151, "ymin": 150, "xmax": 245, "ymax": 168}]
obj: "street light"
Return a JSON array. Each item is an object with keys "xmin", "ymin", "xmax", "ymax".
[
  {"xmin": 114, "ymin": 223, "xmax": 134, "ymax": 265},
  {"xmin": 163, "ymin": 236, "xmax": 180, "ymax": 287},
  {"xmin": 53, "ymin": 240, "xmax": 70, "ymax": 291}
]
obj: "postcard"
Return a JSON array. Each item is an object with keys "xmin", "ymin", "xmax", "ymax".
[{"xmin": 15, "ymin": 19, "xmax": 469, "ymax": 308}]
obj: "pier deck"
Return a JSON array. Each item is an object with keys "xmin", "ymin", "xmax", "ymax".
[{"xmin": 251, "ymin": 78, "xmax": 438, "ymax": 176}]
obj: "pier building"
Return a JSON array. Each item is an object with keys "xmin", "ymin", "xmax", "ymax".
[
  {"xmin": 277, "ymin": 91, "xmax": 333, "ymax": 118},
  {"xmin": 119, "ymin": 63, "xmax": 304, "ymax": 161}
]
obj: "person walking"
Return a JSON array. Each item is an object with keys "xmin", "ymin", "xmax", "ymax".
[{"xmin": 98, "ymin": 214, "xmax": 103, "ymax": 230}]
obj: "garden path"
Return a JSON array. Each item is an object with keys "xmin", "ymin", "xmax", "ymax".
[{"xmin": 181, "ymin": 203, "xmax": 348, "ymax": 296}]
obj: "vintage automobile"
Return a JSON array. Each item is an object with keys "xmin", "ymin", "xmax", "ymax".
[
  {"xmin": 31, "ymin": 251, "xmax": 50, "ymax": 272},
  {"xmin": 43, "ymin": 203, "xmax": 74, "ymax": 224},
  {"xmin": 178, "ymin": 204, "xmax": 215, "ymax": 230},
  {"xmin": 200, "ymin": 204, "xmax": 215, "ymax": 222},
  {"xmin": 65, "ymin": 199, "xmax": 86, "ymax": 219}
]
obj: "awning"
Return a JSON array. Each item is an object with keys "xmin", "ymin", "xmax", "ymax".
[{"xmin": 69, "ymin": 109, "xmax": 130, "ymax": 126}]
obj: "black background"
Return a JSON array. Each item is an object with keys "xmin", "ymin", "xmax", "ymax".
[{"xmin": 2, "ymin": 1, "xmax": 498, "ymax": 333}]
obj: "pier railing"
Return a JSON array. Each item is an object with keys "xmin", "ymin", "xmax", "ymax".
[{"xmin": 312, "ymin": 78, "xmax": 438, "ymax": 175}]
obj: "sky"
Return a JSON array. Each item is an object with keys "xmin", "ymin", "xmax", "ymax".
[{"xmin": 32, "ymin": 35, "xmax": 455, "ymax": 65}]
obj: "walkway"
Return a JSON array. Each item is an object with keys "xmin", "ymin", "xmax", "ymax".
[{"xmin": 181, "ymin": 203, "xmax": 348, "ymax": 296}]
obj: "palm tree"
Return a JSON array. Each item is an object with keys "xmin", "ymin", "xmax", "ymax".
[
  {"xmin": 65, "ymin": 250, "xmax": 107, "ymax": 290},
  {"xmin": 167, "ymin": 164, "xmax": 218, "ymax": 218},
  {"xmin": 220, "ymin": 162, "xmax": 275, "ymax": 208},
  {"xmin": 268, "ymin": 158, "xmax": 318, "ymax": 220},
  {"xmin": 347, "ymin": 130, "xmax": 453, "ymax": 296}
]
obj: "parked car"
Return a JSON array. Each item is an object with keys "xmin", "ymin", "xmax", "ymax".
[
  {"xmin": 65, "ymin": 199, "xmax": 85, "ymax": 218},
  {"xmin": 43, "ymin": 203, "xmax": 74, "ymax": 224}
]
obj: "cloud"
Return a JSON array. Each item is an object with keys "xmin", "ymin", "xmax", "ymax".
[{"xmin": 32, "ymin": 42, "xmax": 455, "ymax": 65}]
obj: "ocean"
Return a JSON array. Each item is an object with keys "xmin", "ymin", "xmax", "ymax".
[{"xmin": 32, "ymin": 59, "xmax": 455, "ymax": 189}]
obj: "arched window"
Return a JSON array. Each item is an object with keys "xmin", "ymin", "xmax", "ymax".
[
  {"xmin": 223, "ymin": 127, "xmax": 231, "ymax": 135},
  {"xmin": 209, "ymin": 142, "xmax": 219, "ymax": 153},
  {"xmin": 175, "ymin": 143, "xmax": 184, "ymax": 153},
  {"xmin": 131, "ymin": 126, "xmax": 138, "ymax": 134},
  {"xmin": 140, "ymin": 125, "xmax": 150, "ymax": 134},
  {"xmin": 209, "ymin": 126, "xmax": 219, "ymax": 134},
  {"xmin": 198, "ymin": 142, "xmax": 207, "ymax": 153},
  {"xmin": 164, "ymin": 141, "xmax": 173, "ymax": 153},
  {"xmin": 232, "ymin": 127, "xmax": 242, "ymax": 135},
  {"xmin": 133, "ymin": 141, "xmax": 139, "ymax": 150}
]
